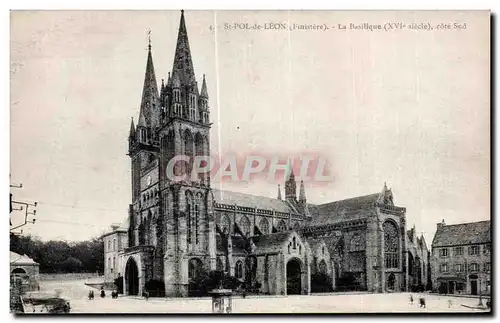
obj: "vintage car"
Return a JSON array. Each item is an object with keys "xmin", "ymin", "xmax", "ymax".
[{"xmin": 21, "ymin": 292, "xmax": 71, "ymax": 314}]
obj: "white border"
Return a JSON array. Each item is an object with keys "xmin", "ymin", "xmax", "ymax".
[{"xmin": 2, "ymin": 1, "xmax": 498, "ymax": 322}]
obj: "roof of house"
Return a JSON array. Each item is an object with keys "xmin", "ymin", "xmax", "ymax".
[
  {"xmin": 212, "ymin": 188, "xmax": 296, "ymax": 214},
  {"xmin": 308, "ymin": 193, "xmax": 380, "ymax": 225},
  {"xmin": 251, "ymin": 231, "xmax": 294, "ymax": 254},
  {"xmin": 10, "ymin": 251, "xmax": 39, "ymax": 266},
  {"xmin": 215, "ymin": 235, "xmax": 249, "ymax": 255},
  {"xmin": 432, "ymin": 220, "xmax": 491, "ymax": 247}
]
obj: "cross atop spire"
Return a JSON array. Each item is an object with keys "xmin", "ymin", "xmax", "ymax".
[
  {"xmin": 171, "ymin": 10, "xmax": 196, "ymax": 87},
  {"xmin": 137, "ymin": 36, "xmax": 160, "ymax": 129},
  {"xmin": 148, "ymin": 29, "xmax": 152, "ymax": 51}
]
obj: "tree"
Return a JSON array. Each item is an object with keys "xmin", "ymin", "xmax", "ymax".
[
  {"xmin": 188, "ymin": 270, "xmax": 241, "ymax": 297},
  {"xmin": 9, "ymin": 234, "xmax": 104, "ymax": 273},
  {"xmin": 57, "ymin": 257, "xmax": 83, "ymax": 273}
]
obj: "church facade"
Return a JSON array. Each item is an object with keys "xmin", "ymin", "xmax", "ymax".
[{"xmin": 103, "ymin": 11, "xmax": 429, "ymax": 298}]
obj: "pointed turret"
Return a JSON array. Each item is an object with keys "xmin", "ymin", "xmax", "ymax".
[
  {"xmin": 200, "ymin": 74, "xmax": 209, "ymax": 99},
  {"xmin": 277, "ymin": 184, "xmax": 282, "ymax": 200},
  {"xmin": 285, "ymin": 159, "xmax": 297, "ymax": 201},
  {"xmin": 172, "ymin": 10, "xmax": 196, "ymax": 87},
  {"xmin": 138, "ymin": 36, "xmax": 160, "ymax": 129},
  {"xmin": 166, "ymin": 72, "xmax": 172, "ymax": 87},
  {"xmin": 129, "ymin": 118, "xmax": 135, "ymax": 140},
  {"xmin": 299, "ymin": 180, "xmax": 306, "ymax": 204}
]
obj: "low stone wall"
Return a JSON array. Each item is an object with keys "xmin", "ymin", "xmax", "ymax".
[{"xmin": 39, "ymin": 273, "xmax": 101, "ymax": 281}]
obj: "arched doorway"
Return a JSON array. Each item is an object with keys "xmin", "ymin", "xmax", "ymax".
[
  {"xmin": 286, "ymin": 258, "xmax": 302, "ymax": 295},
  {"xmin": 11, "ymin": 268, "xmax": 27, "ymax": 275},
  {"xmin": 125, "ymin": 258, "xmax": 139, "ymax": 296},
  {"xmin": 387, "ymin": 273, "xmax": 396, "ymax": 291},
  {"xmin": 188, "ymin": 258, "xmax": 204, "ymax": 296}
]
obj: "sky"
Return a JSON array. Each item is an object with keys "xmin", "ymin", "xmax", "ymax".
[{"xmin": 10, "ymin": 10, "xmax": 490, "ymax": 243}]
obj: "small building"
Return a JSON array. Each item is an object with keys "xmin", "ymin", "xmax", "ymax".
[
  {"xmin": 10, "ymin": 251, "xmax": 40, "ymax": 292},
  {"xmin": 431, "ymin": 220, "xmax": 491, "ymax": 295},
  {"xmin": 101, "ymin": 221, "xmax": 128, "ymax": 284}
]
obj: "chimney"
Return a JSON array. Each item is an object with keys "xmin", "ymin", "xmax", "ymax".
[{"xmin": 436, "ymin": 219, "xmax": 446, "ymax": 230}]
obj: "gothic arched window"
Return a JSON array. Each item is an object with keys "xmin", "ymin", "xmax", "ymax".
[
  {"xmin": 183, "ymin": 130, "xmax": 193, "ymax": 175},
  {"xmin": 189, "ymin": 94, "xmax": 196, "ymax": 120},
  {"xmin": 293, "ymin": 222, "xmax": 301, "ymax": 231},
  {"xmin": 194, "ymin": 194, "xmax": 201, "ymax": 244},
  {"xmin": 235, "ymin": 260, "xmax": 244, "ymax": 279},
  {"xmin": 277, "ymin": 219, "xmax": 287, "ymax": 232},
  {"xmin": 188, "ymin": 258, "xmax": 203, "ymax": 281},
  {"xmin": 319, "ymin": 260, "xmax": 327, "ymax": 274},
  {"xmin": 259, "ymin": 218, "xmax": 270, "ymax": 235},
  {"xmin": 138, "ymin": 223, "xmax": 145, "ymax": 245},
  {"xmin": 194, "ymin": 133, "xmax": 205, "ymax": 182},
  {"xmin": 383, "ymin": 221, "xmax": 400, "ymax": 269},
  {"xmin": 239, "ymin": 216, "xmax": 251, "ymax": 237},
  {"xmin": 350, "ymin": 234, "xmax": 362, "ymax": 251},
  {"xmin": 186, "ymin": 191, "xmax": 193, "ymax": 244}
]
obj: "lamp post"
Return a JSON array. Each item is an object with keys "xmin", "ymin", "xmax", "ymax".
[
  {"xmin": 478, "ymin": 278, "xmax": 484, "ymax": 307},
  {"xmin": 209, "ymin": 274, "xmax": 233, "ymax": 314}
]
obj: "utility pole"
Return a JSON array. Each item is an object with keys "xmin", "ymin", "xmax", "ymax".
[{"xmin": 10, "ymin": 181, "xmax": 37, "ymax": 234}]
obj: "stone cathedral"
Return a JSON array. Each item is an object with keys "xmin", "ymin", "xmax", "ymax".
[{"xmin": 102, "ymin": 11, "xmax": 430, "ymax": 298}]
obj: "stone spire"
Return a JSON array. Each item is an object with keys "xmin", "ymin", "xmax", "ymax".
[
  {"xmin": 285, "ymin": 159, "xmax": 296, "ymax": 201},
  {"xmin": 171, "ymin": 10, "xmax": 196, "ymax": 87},
  {"xmin": 277, "ymin": 184, "xmax": 282, "ymax": 200},
  {"xmin": 129, "ymin": 117, "xmax": 135, "ymax": 140},
  {"xmin": 166, "ymin": 72, "xmax": 172, "ymax": 88},
  {"xmin": 200, "ymin": 74, "xmax": 209, "ymax": 98},
  {"xmin": 299, "ymin": 180, "xmax": 306, "ymax": 203},
  {"xmin": 138, "ymin": 35, "xmax": 160, "ymax": 128}
]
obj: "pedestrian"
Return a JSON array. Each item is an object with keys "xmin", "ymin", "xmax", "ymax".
[
  {"xmin": 448, "ymin": 299, "xmax": 452, "ymax": 308},
  {"xmin": 419, "ymin": 297, "xmax": 426, "ymax": 308},
  {"xmin": 409, "ymin": 295, "xmax": 414, "ymax": 305},
  {"xmin": 100, "ymin": 287, "xmax": 106, "ymax": 298},
  {"xmin": 144, "ymin": 290, "xmax": 149, "ymax": 301}
]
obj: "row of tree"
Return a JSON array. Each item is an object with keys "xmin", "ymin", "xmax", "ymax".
[{"xmin": 10, "ymin": 233, "xmax": 104, "ymax": 274}]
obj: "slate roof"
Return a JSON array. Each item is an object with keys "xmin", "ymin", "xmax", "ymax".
[
  {"xmin": 10, "ymin": 252, "xmax": 38, "ymax": 266},
  {"xmin": 308, "ymin": 193, "xmax": 380, "ymax": 225},
  {"xmin": 212, "ymin": 188, "xmax": 296, "ymax": 214},
  {"xmin": 215, "ymin": 235, "xmax": 249, "ymax": 255},
  {"xmin": 251, "ymin": 231, "xmax": 293, "ymax": 254},
  {"xmin": 432, "ymin": 220, "xmax": 491, "ymax": 247},
  {"xmin": 231, "ymin": 236, "xmax": 248, "ymax": 255}
]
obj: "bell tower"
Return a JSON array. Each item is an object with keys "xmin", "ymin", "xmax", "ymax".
[{"xmin": 159, "ymin": 10, "xmax": 215, "ymax": 297}]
